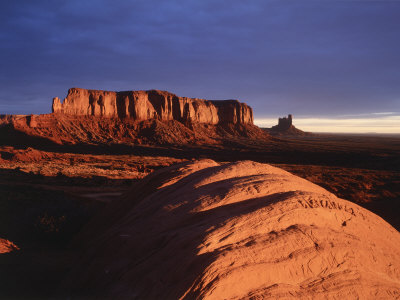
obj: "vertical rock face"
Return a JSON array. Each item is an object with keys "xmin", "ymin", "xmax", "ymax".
[
  {"xmin": 52, "ymin": 89, "xmax": 118, "ymax": 118},
  {"xmin": 52, "ymin": 88, "xmax": 254, "ymax": 125}
]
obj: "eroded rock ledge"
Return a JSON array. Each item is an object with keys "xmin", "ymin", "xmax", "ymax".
[{"xmin": 52, "ymin": 88, "xmax": 253, "ymax": 125}]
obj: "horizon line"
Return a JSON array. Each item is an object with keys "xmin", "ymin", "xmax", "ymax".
[{"xmin": 255, "ymin": 115, "xmax": 400, "ymax": 134}]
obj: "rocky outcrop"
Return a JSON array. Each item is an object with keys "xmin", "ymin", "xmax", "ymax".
[
  {"xmin": 278, "ymin": 114, "xmax": 293, "ymax": 130},
  {"xmin": 52, "ymin": 88, "xmax": 253, "ymax": 125},
  {"xmin": 265, "ymin": 114, "xmax": 312, "ymax": 136},
  {"xmin": 63, "ymin": 160, "xmax": 400, "ymax": 299},
  {"xmin": 1, "ymin": 113, "xmax": 268, "ymax": 147},
  {"xmin": 1, "ymin": 89, "xmax": 265, "ymax": 148},
  {"xmin": 0, "ymin": 238, "xmax": 19, "ymax": 254}
]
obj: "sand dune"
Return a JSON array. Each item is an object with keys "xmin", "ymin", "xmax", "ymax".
[{"xmin": 64, "ymin": 160, "xmax": 400, "ymax": 299}]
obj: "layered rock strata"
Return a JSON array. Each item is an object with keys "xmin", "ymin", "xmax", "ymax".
[{"xmin": 52, "ymin": 88, "xmax": 253, "ymax": 125}]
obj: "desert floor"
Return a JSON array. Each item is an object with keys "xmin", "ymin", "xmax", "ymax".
[{"xmin": 0, "ymin": 133, "xmax": 399, "ymax": 298}]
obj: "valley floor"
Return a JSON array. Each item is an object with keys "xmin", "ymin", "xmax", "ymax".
[{"xmin": 0, "ymin": 133, "xmax": 399, "ymax": 298}]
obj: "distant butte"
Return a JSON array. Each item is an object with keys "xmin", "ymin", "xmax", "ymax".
[
  {"xmin": 265, "ymin": 114, "xmax": 312, "ymax": 136},
  {"xmin": 52, "ymin": 88, "xmax": 253, "ymax": 125}
]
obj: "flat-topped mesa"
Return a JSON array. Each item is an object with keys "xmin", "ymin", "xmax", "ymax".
[{"xmin": 52, "ymin": 88, "xmax": 254, "ymax": 125}]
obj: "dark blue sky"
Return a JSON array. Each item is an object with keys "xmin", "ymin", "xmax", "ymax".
[{"xmin": 1, "ymin": 0, "xmax": 400, "ymax": 131}]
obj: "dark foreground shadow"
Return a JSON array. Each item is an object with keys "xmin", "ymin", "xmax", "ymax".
[{"xmin": 0, "ymin": 168, "xmax": 105, "ymax": 299}]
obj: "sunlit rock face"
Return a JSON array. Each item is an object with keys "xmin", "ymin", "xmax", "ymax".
[
  {"xmin": 64, "ymin": 160, "xmax": 400, "ymax": 299},
  {"xmin": 0, "ymin": 238, "xmax": 19, "ymax": 254},
  {"xmin": 52, "ymin": 88, "xmax": 254, "ymax": 125}
]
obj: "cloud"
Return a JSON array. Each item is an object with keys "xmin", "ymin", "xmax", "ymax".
[{"xmin": 0, "ymin": 0, "xmax": 399, "ymax": 131}]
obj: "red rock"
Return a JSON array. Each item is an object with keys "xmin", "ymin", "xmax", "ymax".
[
  {"xmin": 63, "ymin": 160, "xmax": 400, "ymax": 298},
  {"xmin": 1, "ymin": 89, "xmax": 268, "ymax": 148},
  {"xmin": 0, "ymin": 238, "xmax": 19, "ymax": 254},
  {"xmin": 52, "ymin": 88, "xmax": 253, "ymax": 125},
  {"xmin": 266, "ymin": 114, "xmax": 313, "ymax": 136}
]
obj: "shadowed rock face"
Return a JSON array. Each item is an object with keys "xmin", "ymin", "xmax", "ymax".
[
  {"xmin": 278, "ymin": 114, "xmax": 293, "ymax": 130},
  {"xmin": 64, "ymin": 160, "xmax": 400, "ymax": 299},
  {"xmin": 52, "ymin": 88, "xmax": 253, "ymax": 125},
  {"xmin": 266, "ymin": 114, "xmax": 312, "ymax": 136}
]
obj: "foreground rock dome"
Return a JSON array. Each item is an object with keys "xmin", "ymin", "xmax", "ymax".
[{"xmin": 64, "ymin": 160, "xmax": 400, "ymax": 299}]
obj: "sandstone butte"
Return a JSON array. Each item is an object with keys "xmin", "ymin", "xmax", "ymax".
[
  {"xmin": 52, "ymin": 88, "xmax": 253, "ymax": 125},
  {"xmin": 1, "ymin": 88, "xmax": 266, "ymax": 146},
  {"xmin": 266, "ymin": 114, "xmax": 312, "ymax": 137},
  {"xmin": 63, "ymin": 160, "xmax": 400, "ymax": 299}
]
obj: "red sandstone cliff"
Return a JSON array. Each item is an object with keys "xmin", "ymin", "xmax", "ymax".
[
  {"xmin": 0, "ymin": 88, "xmax": 267, "ymax": 148},
  {"xmin": 52, "ymin": 88, "xmax": 253, "ymax": 125}
]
